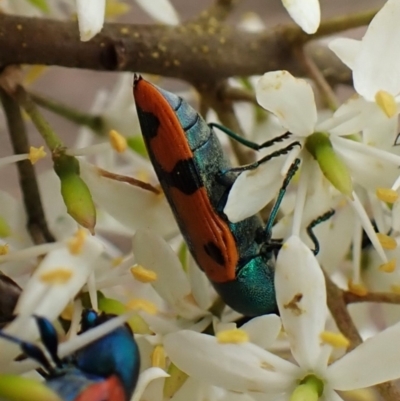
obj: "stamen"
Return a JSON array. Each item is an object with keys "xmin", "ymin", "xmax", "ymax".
[
  {"xmin": 0, "ymin": 242, "xmax": 64, "ymax": 264},
  {"xmin": 217, "ymin": 329, "xmax": 249, "ymax": 344},
  {"xmin": 127, "ymin": 298, "xmax": 158, "ymax": 315},
  {"xmin": 28, "ymin": 146, "xmax": 46, "ymax": 164},
  {"xmin": 379, "ymin": 259, "xmax": 396, "ymax": 273},
  {"xmin": 130, "ymin": 265, "xmax": 158, "ymax": 283},
  {"xmin": 40, "ymin": 268, "xmax": 73, "ymax": 284},
  {"xmin": 320, "ymin": 331, "xmax": 349, "ymax": 348},
  {"xmin": 376, "ymin": 233, "xmax": 397, "ymax": 250},
  {"xmin": 375, "ymin": 90, "xmax": 397, "ymax": 118},
  {"xmin": 348, "ymin": 280, "xmax": 368, "ymax": 296},
  {"xmin": 109, "ymin": 129, "xmax": 127, "ymax": 153},
  {"xmin": 376, "ymin": 188, "xmax": 398, "ymax": 203},
  {"xmin": 68, "ymin": 229, "xmax": 87, "ymax": 254},
  {"xmin": 0, "ymin": 244, "xmax": 9, "ymax": 255}
]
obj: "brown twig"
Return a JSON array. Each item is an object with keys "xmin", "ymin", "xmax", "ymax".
[
  {"xmin": 200, "ymin": 81, "xmax": 254, "ymax": 165},
  {"xmin": 294, "ymin": 47, "xmax": 339, "ymax": 111},
  {"xmin": 325, "ymin": 273, "xmax": 400, "ymax": 401},
  {"xmin": 0, "ymin": 88, "xmax": 55, "ymax": 244},
  {"xmin": 0, "ymin": 14, "xmax": 353, "ymax": 85},
  {"xmin": 344, "ymin": 291, "xmax": 400, "ymax": 305}
]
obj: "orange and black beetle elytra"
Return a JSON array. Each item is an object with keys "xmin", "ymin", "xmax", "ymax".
[{"xmin": 133, "ymin": 75, "xmax": 330, "ymax": 316}]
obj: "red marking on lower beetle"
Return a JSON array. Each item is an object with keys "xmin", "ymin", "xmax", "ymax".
[
  {"xmin": 75, "ymin": 376, "xmax": 126, "ymax": 401},
  {"xmin": 134, "ymin": 78, "xmax": 239, "ymax": 282}
]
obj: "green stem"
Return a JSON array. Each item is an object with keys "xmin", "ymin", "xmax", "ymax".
[
  {"xmin": 314, "ymin": 8, "xmax": 377, "ymax": 39},
  {"xmin": 285, "ymin": 8, "xmax": 378, "ymax": 44},
  {"xmin": 30, "ymin": 92, "xmax": 104, "ymax": 134},
  {"xmin": 14, "ymin": 86, "xmax": 63, "ymax": 151}
]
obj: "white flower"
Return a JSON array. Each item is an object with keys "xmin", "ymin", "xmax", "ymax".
[
  {"xmin": 329, "ymin": 0, "xmax": 400, "ymax": 147},
  {"xmin": 225, "ymin": 70, "xmax": 400, "ymax": 277},
  {"xmin": 164, "ymin": 236, "xmax": 400, "ymax": 400},
  {"xmin": 281, "ymin": 0, "xmax": 320, "ymax": 34}
]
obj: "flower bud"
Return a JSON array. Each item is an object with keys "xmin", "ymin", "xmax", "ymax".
[
  {"xmin": 53, "ymin": 154, "xmax": 96, "ymax": 233},
  {"xmin": 306, "ymin": 132, "xmax": 353, "ymax": 197}
]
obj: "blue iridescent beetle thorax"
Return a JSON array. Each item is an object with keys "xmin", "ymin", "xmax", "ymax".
[{"xmin": 76, "ymin": 310, "xmax": 141, "ymax": 398}]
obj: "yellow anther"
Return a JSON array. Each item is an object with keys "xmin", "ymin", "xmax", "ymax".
[
  {"xmin": 105, "ymin": 0, "xmax": 130, "ymax": 18},
  {"xmin": 61, "ymin": 302, "xmax": 74, "ymax": 320},
  {"xmin": 217, "ymin": 329, "xmax": 249, "ymax": 344},
  {"xmin": 391, "ymin": 284, "xmax": 400, "ymax": 294},
  {"xmin": 376, "ymin": 233, "xmax": 397, "ymax": 250},
  {"xmin": 40, "ymin": 268, "xmax": 73, "ymax": 284},
  {"xmin": 379, "ymin": 259, "xmax": 396, "ymax": 273},
  {"xmin": 68, "ymin": 229, "xmax": 87, "ymax": 255},
  {"xmin": 112, "ymin": 257, "xmax": 124, "ymax": 267},
  {"xmin": 109, "ymin": 130, "xmax": 127, "ymax": 153},
  {"xmin": 348, "ymin": 280, "xmax": 368, "ymax": 296},
  {"xmin": 376, "ymin": 188, "xmax": 399, "ymax": 203},
  {"xmin": 127, "ymin": 298, "xmax": 158, "ymax": 315},
  {"xmin": 375, "ymin": 90, "xmax": 397, "ymax": 118},
  {"xmin": 23, "ymin": 65, "xmax": 47, "ymax": 85},
  {"xmin": 320, "ymin": 331, "xmax": 350, "ymax": 348},
  {"xmin": 130, "ymin": 265, "xmax": 158, "ymax": 283},
  {"xmin": 151, "ymin": 345, "xmax": 166, "ymax": 369},
  {"xmin": 28, "ymin": 146, "xmax": 46, "ymax": 164},
  {"xmin": 0, "ymin": 244, "xmax": 9, "ymax": 255}
]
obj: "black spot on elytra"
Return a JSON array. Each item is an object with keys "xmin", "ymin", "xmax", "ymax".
[
  {"xmin": 204, "ymin": 242, "xmax": 225, "ymax": 265},
  {"xmin": 164, "ymin": 158, "xmax": 203, "ymax": 195},
  {"xmin": 136, "ymin": 107, "xmax": 160, "ymax": 139}
]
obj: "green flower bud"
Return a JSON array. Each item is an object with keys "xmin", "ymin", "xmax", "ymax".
[
  {"xmin": 0, "ymin": 375, "xmax": 62, "ymax": 401},
  {"xmin": 306, "ymin": 132, "xmax": 353, "ymax": 197},
  {"xmin": 53, "ymin": 153, "xmax": 96, "ymax": 233}
]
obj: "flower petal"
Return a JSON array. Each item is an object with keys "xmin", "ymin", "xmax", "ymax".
[
  {"xmin": 281, "ymin": 0, "xmax": 320, "ymax": 34},
  {"xmin": 241, "ymin": 314, "xmax": 282, "ymax": 349},
  {"xmin": 164, "ymin": 330, "xmax": 298, "ymax": 393},
  {"xmin": 275, "ymin": 236, "xmax": 327, "ymax": 370},
  {"xmin": 353, "ymin": 0, "xmax": 400, "ymax": 99},
  {"xmin": 133, "ymin": 230, "xmax": 204, "ymax": 319},
  {"xmin": 256, "ymin": 71, "xmax": 317, "ymax": 136},
  {"xmin": 75, "ymin": 0, "xmax": 105, "ymax": 41},
  {"xmin": 328, "ymin": 38, "xmax": 361, "ymax": 70},
  {"xmin": 224, "ymin": 156, "xmax": 285, "ymax": 222},
  {"xmin": 80, "ymin": 160, "xmax": 178, "ymax": 238},
  {"xmin": 131, "ymin": 367, "xmax": 169, "ymax": 401},
  {"xmin": 135, "ymin": 0, "xmax": 179, "ymax": 25},
  {"xmin": 328, "ymin": 320, "xmax": 400, "ymax": 390}
]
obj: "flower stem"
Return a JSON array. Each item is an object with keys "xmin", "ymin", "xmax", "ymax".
[
  {"xmin": 14, "ymin": 86, "xmax": 62, "ymax": 151},
  {"xmin": 30, "ymin": 91, "xmax": 104, "ymax": 134},
  {"xmin": 0, "ymin": 87, "xmax": 54, "ymax": 244}
]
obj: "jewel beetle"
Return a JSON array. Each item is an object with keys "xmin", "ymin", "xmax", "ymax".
[
  {"xmin": 0, "ymin": 309, "xmax": 140, "ymax": 401},
  {"xmin": 133, "ymin": 75, "xmax": 332, "ymax": 317}
]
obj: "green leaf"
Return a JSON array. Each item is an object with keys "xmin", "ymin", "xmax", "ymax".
[{"xmin": 127, "ymin": 136, "xmax": 148, "ymax": 158}]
